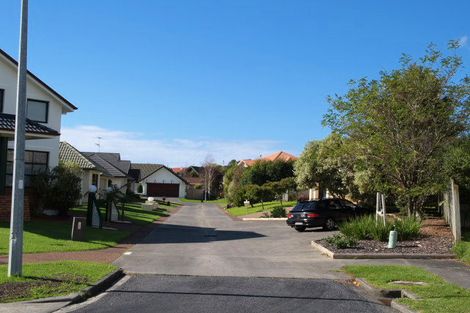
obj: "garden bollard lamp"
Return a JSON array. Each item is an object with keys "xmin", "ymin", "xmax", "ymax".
[{"xmin": 388, "ymin": 225, "xmax": 397, "ymax": 249}]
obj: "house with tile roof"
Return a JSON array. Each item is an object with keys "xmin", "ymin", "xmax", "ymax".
[
  {"xmin": 0, "ymin": 49, "xmax": 77, "ymax": 221},
  {"xmin": 238, "ymin": 151, "xmax": 297, "ymax": 167},
  {"xmin": 59, "ymin": 142, "xmax": 133, "ymax": 202},
  {"xmin": 131, "ymin": 163, "xmax": 188, "ymax": 198}
]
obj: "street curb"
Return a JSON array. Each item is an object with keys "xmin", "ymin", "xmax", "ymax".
[
  {"xmin": 311, "ymin": 241, "xmax": 456, "ymax": 259},
  {"xmin": 0, "ymin": 268, "xmax": 124, "ymax": 310},
  {"xmin": 353, "ymin": 278, "xmax": 418, "ymax": 313},
  {"xmin": 242, "ymin": 217, "xmax": 287, "ymax": 221},
  {"xmin": 391, "ymin": 301, "xmax": 417, "ymax": 313},
  {"xmin": 70, "ymin": 268, "xmax": 124, "ymax": 304}
]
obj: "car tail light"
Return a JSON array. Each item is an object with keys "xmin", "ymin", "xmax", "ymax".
[
  {"xmin": 287, "ymin": 213, "xmax": 293, "ymax": 218},
  {"xmin": 306, "ymin": 213, "xmax": 319, "ymax": 218}
]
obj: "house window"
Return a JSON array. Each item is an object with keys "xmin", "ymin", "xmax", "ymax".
[
  {"xmin": 92, "ymin": 174, "xmax": 99, "ymax": 187},
  {"xmin": 6, "ymin": 150, "xmax": 49, "ymax": 187},
  {"xmin": 0, "ymin": 89, "xmax": 4, "ymax": 113},
  {"xmin": 108, "ymin": 179, "xmax": 112, "ymax": 187},
  {"xmin": 27, "ymin": 99, "xmax": 49, "ymax": 123}
]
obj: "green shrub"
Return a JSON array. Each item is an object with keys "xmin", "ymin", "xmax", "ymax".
[
  {"xmin": 271, "ymin": 206, "xmax": 286, "ymax": 218},
  {"xmin": 339, "ymin": 215, "xmax": 421, "ymax": 242},
  {"xmin": 326, "ymin": 234, "xmax": 358, "ymax": 249},
  {"xmin": 30, "ymin": 163, "xmax": 82, "ymax": 216},
  {"xmin": 395, "ymin": 217, "xmax": 421, "ymax": 240}
]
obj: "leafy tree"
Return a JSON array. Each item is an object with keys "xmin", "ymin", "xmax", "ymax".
[
  {"xmin": 323, "ymin": 43, "xmax": 469, "ymax": 215},
  {"xmin": 242, "ymin": 160, "xmax": 294, "ymax": 186},
  {"xmin": 30, "ymin": 162, "xmax": 82, "ymax": 216},
  {"xmin": 294, "ymin": 141, "xmax": 321, "ymax": 189},
  {"xmin": 444, "ymin": 136, "xmax": 470, "ymax": 189},
  {"xmin": 244, "ymin": 184, "xmax": 274, "ymax": 210}
]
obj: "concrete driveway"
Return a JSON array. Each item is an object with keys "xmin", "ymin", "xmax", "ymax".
[{"xmin": 114, "ymin": 202, "xmax": 345, "ymax": 279}]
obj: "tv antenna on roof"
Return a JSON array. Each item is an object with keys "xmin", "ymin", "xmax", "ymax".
[{"xmin": 96, "ymin": 137, "xmax": 102, "ymax": 152}]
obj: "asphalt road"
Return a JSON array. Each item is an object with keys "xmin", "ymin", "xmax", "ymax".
[
  {"xmin": 114, "ymin": 203, "xmax": 347, "ymax": 279},
  {"xmin": 63, "ymin": 203, "xmax": 393, "ymax": 313},
  {"xmin": 68, "ymin": 275, "xmax": 391, "ymax": 313}
]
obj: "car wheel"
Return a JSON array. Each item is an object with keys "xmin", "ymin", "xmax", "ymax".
[
  {"xmin": 323, "ymin": 218, "xmax": 336, "ymax": 231},
  {"xmin": 295, "ymin": 226, "xmax": 306, "ymax": 232}
]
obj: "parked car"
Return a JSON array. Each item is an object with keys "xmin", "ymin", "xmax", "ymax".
[{"xmin": 286, "ymin": 198, "xmax": 370, "ymax": 232}]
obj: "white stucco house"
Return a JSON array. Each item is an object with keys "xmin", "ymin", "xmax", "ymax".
[
  {"xmin": 0, "ymin": 49, "xmax": 76, "ymax": 177},
  {"xmin": 59, "ymin": 142, "xmax": 133, "ymax": 203},
  {"xmin": 130, "ymin": 164, "xmax": 188, "ymax": 198},
  {"xmin": 0, "ymin": 48, "xmax": 76, "ymax": 220}
]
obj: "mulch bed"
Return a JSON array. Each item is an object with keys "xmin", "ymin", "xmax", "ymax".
[{"xmin": 317, "ymin": 218, "xmax": 455, "ymax": 256}]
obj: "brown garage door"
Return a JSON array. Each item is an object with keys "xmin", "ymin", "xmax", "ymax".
[{"xmin": 147, "ymin": 183, "xmax": 179, "ymax": 197}]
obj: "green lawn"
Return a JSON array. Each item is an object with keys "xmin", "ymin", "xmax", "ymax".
[
  {"xmin": 454, "ymin": 231, "xmax": 470, "ymax": 265},
  {"xmin": 0, "ymin": 220, "xmax": 130, "ymax": 255},
  {"xmin": 0, "ymin": 201, "xmax": 175, "ymax": 255},
  {"xmin": 0, "ymin": 261, "xmax": 116, "ymax": 303},
  {"xmin": 227, "ymin": 200, "xmax": 297, "ymax": 217},
  {"xmin": 70, "ymin": 201, "xmax": 175, "ymax": 226},
  {"xmin": 344, "ymin": 265, "xmax": 470, "ymax": 313}
]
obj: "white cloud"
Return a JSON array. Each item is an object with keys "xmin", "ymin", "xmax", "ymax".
[
  {"xmin": 60, "ymin": 125, "xmax": 282, "ymax": 167},
  {"xmin": 458, "ymin": 35, "xmax": 468, "ymax": 47}
]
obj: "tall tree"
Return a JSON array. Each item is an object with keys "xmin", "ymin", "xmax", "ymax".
[{"xmin": 323, "ymin": 43, "xmax": 469, "ymax": 215}]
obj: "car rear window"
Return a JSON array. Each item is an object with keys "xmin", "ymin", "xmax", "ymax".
[{"xmin": 291, "ymin": 202, "xmax": 319, "ymax": 212}]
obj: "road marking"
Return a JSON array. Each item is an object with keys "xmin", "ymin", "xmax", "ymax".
[{"xmin": 124, "ymin": 251, "xmax": 132, "ymax": 255}]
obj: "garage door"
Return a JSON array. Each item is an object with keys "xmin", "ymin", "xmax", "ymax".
[{"xmin": 147, "ymin": 183, "xmax": 179, "ymax": 197}]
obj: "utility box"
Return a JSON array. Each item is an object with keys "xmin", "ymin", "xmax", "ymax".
[{"xmin": 71, "ymin": 216, "xmax": 86, "ymax": 241}]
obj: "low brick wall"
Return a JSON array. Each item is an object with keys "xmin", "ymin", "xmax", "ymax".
[{"xmin": 0, "ymin": 188, "xmax": 31, "ymax": 222}]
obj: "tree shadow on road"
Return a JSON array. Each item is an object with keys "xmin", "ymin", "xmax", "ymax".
[{"xmin": 140, "ymin": 223, "xmax": 265, "ymax": 244}]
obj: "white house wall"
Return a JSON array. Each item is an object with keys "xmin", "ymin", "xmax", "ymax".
[
  {"xmin": 0, "ymin": 56, "xmax": 68, "ymax": 169},
  {"xmin": 140, "ymin": 167, "xmax": 187, "ymax": 198}
]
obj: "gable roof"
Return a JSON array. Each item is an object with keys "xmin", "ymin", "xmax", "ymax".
[
  {"xmin": 263, "ymin": 151, "xmax": 298, "ymax": 162},
  {"xmin": 94, "ymin": 152, "xmax": 131, "ymax": 174},
  {"xmin": 82, "ymin": 152, "xmax": 128, "ymax": 178},
  {"xmin": 131, "ymin": 163, "xmax": 189, "ymax": 184},
  {"xmin": 239, "ymin": 151, "xmax": 297, "ymax": 167},
  {"xmin": 0, "ymin": 48, "xmax": 77, "ymax": 112},
  {"xmin": 59, "ymin": 141, "xmax": 95, "ymax": 169}
]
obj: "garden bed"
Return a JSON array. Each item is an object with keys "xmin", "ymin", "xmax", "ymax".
[
  {"xmin": 314, "ymin": 218, "xmax": 456, "ymax": 259},
  {"xmin": 316, "ymin": 235, "xmax": 454, "ymax": 256}
]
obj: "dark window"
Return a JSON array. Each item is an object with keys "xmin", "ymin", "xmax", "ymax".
[
  {"xmin": 0, "ymin": 89, "xmax": 4, "ymax": 113},
  {"xmin": 92, "ymin": 174, "xmax": 98, "ymax": 186},
  {"xmin": 328, "ymin": 200, "xmax": 342, "ymax": 210},
  {"xmin": 27, "ymin": 99, "xmax": 49, "ymax": 123},
  {"xmin": 6, "ymin": 150, "xmax": 49, "ymax": 187},
  {"xmin": 292, "ymin": 201, "xmax": 319, "ymax": 212},
  {"xmin": 108, "ymin": 179, "xmax": 112, "ymax": 187},
  {"xmin": 340, "ymin": 200, "xmax": 356, "ymax": 210}
]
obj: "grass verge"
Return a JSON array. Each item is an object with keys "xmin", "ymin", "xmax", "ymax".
[
  {"xmin": 454, "ymin": 231, "xmax": 470, "ymax": 265},
  {"xmin": 0, "ymin": 201, "xmax": 175, "ymax": 255},
  {"xmin": 0, "ymin": 261, "xmax": 116, "ymax": 303},
  {"xmin": 227, "ymin": 200, "xmax": 297, "ymax": 217},
  {"xmin": 344, "ymin": 265, "xmax": 470, "ymax": 313},
  {"xmin": 0, "ymin": 220, "xmax": 130, "ymax": 254}
]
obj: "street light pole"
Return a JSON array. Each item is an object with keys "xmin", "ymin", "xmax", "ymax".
[{"xmin": 8, "ymin": 0, "xmax": 28, "ymax": 277}]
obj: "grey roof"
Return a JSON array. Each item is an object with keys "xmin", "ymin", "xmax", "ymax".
[
  {"xmin": 0, "ymin": 113, "xmax": 60, "ymax": 137},
  {"xmin": 95, "ymin": 153, "xmax": 131, "ymax": 174},
  {"xmin": 130, "ymin": 163, "xmax": 164, "ymax": 181},
  {"xmin": 82, "ymin": 152, "xmax": 128, "ymax": 178},
  {"xmin": 131, "ymin": 163, "xmax": 189, "ymax": 184},
  {"xmin": 59, "ymin": 142, "xmax": 95, "ymax": 169}
]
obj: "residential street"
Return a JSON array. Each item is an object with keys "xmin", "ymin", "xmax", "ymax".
[{"xmin": 63, "ymin": 203, "xmax": 392, "ymax": 313}]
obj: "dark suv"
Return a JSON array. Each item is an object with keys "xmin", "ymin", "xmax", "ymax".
[{"xmin": 286, "ymin": 198, "xmax": 369, "ymax": 232}]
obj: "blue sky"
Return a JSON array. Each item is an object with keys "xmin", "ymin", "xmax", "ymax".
[{"xmin": 1, "ymin": 1, "xmax": 469, "ymax": 166}]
